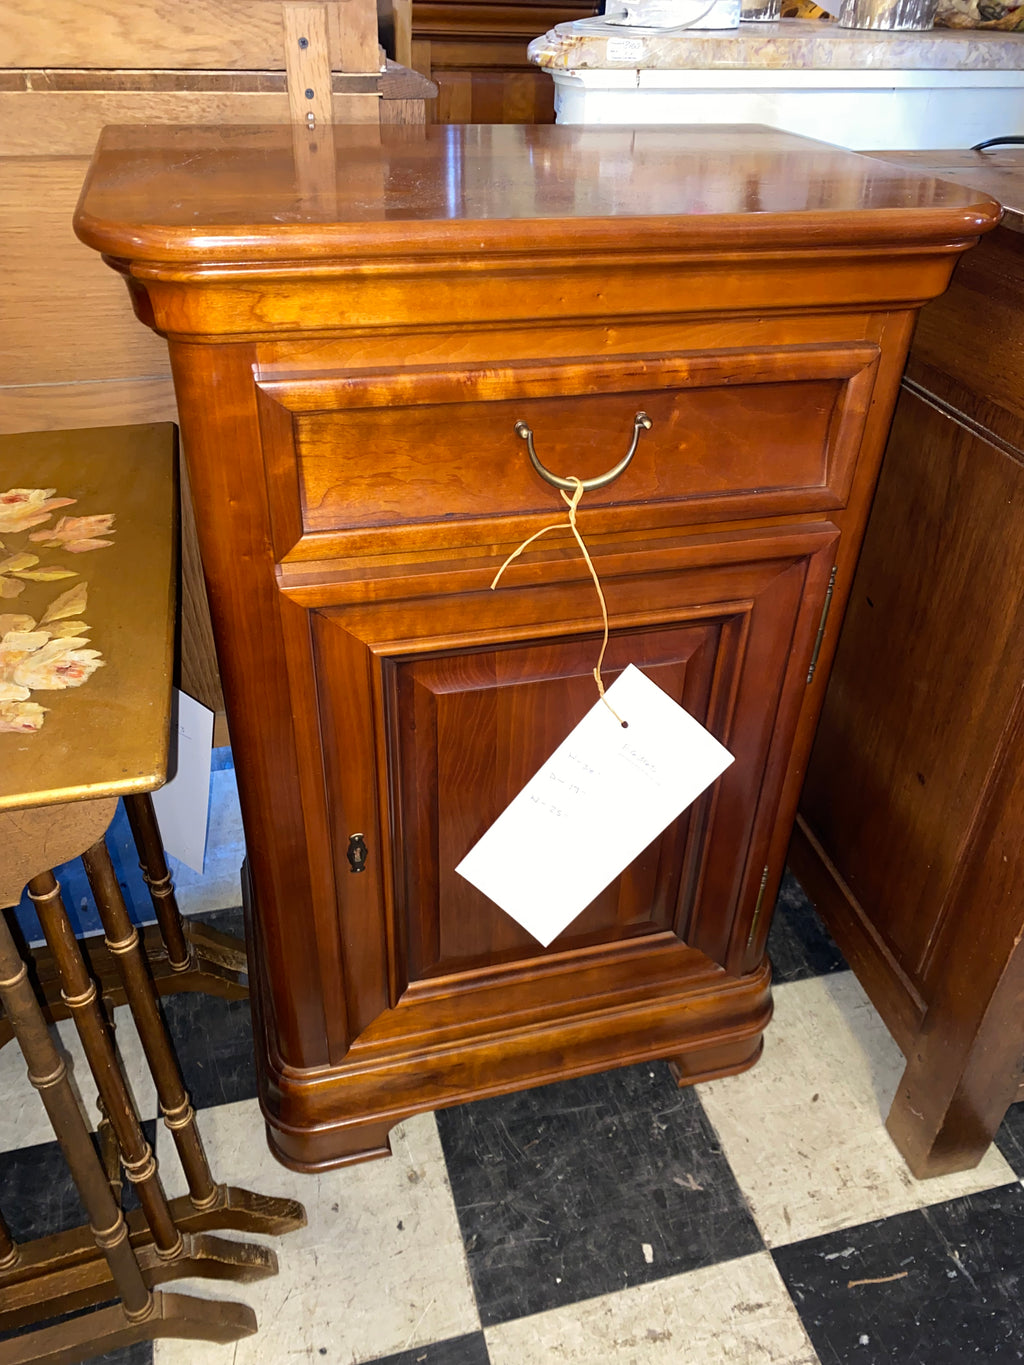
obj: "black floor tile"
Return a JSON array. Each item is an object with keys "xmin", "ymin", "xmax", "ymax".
[
  {"xmin": 89, "ymin": 1346, "xmax": 153, "ymax": 1364},
  {"xmin": 995, "ymin": 1101, "xmax": 1024, "ymax": 1177},
  {"xmin": 159, "ymin": 989, "xmax": 256, "ymax": 1111},
  {"xmin": 361, "ymin": 1332, "xmax": 491, "ymax": 1365},
  {"xmin": 0, "ymin": 1121, "xmax": 156, "ymax": 1243},
  {"xmin": 159, "ymin": 906, "xmax": 257, "ymax": 1111},
  {"xmin": 767, "ymin": 869, "xmax": 848, "ymax": 985},
  {"xmin": 8, "ymin": 1318, "xmax": 153, "ymax": 1365},
  {"xmin": 773, "ymin": 1182, "xmax": 1024, "ymax": 1364},
  {"xmin": 436, "ymin": 1061, "xmax": 763, "ymax": 1327},
  {"xmin": 0, "ymin": 1134, "xmax": 92, "ymax": 1245},
  {"xmin": 190, "ymin": 903, "xmax": 245, "ymax": 941},
  {"xmin": 77, "ymin": 1338, "xmax": 153, "ymax": 1365}
]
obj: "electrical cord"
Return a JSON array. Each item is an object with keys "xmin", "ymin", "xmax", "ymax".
[{"xmin": 971, "ymin": 136, "xmax": 1024, "ymax": 151}]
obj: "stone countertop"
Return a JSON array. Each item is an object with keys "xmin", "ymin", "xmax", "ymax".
[
  {"xmin": 529, "ymin": 18, "xmax": 1024, "ymax": 71},
  {"xmin": 868, "ymin": 147, "xmax": 1024, "ymax": 227}
]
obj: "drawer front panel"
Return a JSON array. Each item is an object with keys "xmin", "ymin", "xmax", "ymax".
[{"xmin": 257, "ymin": 345, "xmax": 877, "ymax": 562}]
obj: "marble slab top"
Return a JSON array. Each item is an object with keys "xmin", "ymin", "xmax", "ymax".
[{"xmin": 528, "ymin": 18, "xmax": 1024, "ymax": 71}]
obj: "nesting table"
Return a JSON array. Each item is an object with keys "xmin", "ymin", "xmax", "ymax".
[{"xmin": 0, "ymin": 425, "xmax": 303, "ymax": 1363}]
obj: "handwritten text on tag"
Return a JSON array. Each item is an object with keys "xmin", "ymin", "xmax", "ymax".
[{"xmin": 455, "ymin": 664, "xmax": 734, "ymax": 946}]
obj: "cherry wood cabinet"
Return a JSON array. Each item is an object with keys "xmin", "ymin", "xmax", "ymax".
[
  {"xmin": 792, "ymin": 149, "xmax": 1024, "ymax": 1178},
  {"xmin": 75, "ymin": 124, "xmax": 998, "ymax": 1171}
]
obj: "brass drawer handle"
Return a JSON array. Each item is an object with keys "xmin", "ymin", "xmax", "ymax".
[{"xmin": 514, "ymin": 411, "xmax": 652, "ymax": 493}]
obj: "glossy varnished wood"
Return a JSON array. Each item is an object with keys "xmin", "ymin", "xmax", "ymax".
[
  {"xmin": 76, "ymin": 124, "xmax": 996, "ymax": 264},
  {"xmin": 75, "ymin": 124, "xmax": 999, "ymax": 1169},
  {"xmin": 794, "ymin": 158, "xmax": 1024, "ymax": 1175}
]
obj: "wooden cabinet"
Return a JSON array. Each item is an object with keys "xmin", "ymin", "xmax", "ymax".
[
  {"xmin": 75, "ymin": 123, "xmax": 998, "ymax": 1171},
  {"xmin": 792, "ymin": 150, "xmax": 1024, "ymax": 1178},
  {"xmin": 408, "ymin": 0, "xmax": 596, "ymax": 123}
]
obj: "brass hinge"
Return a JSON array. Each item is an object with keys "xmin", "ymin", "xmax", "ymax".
[
  {"xmin": 745, "ymin": 864, "xmax": 771, "ymax": 949},
  {"xmin": 807, "ymin": 565, "xmax": 838, "ymax": 685}
]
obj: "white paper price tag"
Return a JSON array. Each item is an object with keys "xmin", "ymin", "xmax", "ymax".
[
  {"xmin": 605, "ymin": 36, "xmax": 646, "ymax": 62},
  {"xmin": 455, "ymin": 664, "xmax": 734, "ymax": 947}
]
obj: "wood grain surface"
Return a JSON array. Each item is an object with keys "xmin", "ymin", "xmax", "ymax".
[
  {"xmin": 795, "ymin": 170, "xmax": 1024, "ymax": 1176},
  {"xmin": 74, "ymin": 124, "xmax": 999, "ymax": 1169}
]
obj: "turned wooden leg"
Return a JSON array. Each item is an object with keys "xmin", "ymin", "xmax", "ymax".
[
  {"xmin": 26, "ymin": 871, "xmax": 183, "ymax": 1261},
  {"xmin": 123, "ymin": 792, "xmax": 191, "ymax": 972},
  {"xmin": 123, "ymin": 789, "xmax": 249, "ymax": 992},
  {"xmin": 0, "ymin": 1209, "xmax": 19, "ymax": 1271},
  {"xmin": 3, "ymin": 872, "xmax": 293, "ymax": 1332},
  {"xmin": 0, "ymin": 909, "xmax": 153, "ymax": 1324},
  {"xmin": 78, "ymin": 838, "xmax": 305, "ymax": 1241},
  {"xmin": 81, "ymin": 838, "xmax": 218, "ymax": 1212}
]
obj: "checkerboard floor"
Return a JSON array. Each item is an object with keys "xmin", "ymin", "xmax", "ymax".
[{"xmin": 4, "ymin": 879, "xmax": 1024, "ymax": 1365}]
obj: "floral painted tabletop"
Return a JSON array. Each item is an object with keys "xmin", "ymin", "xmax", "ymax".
[{"xmin": 0, "ymin": 425, "xmax": 176, "ymax": 812}]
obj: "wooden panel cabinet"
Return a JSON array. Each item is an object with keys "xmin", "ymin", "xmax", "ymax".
[
  {"xmin": 791, "ymin": 150, "xmax": 1024, "ymax": 1178},
  {"xmin": 74, "ymin": 123, "xmax": 998, "ymax": 1170},
  {"xmin": 407, "ymin": 0, "xmax": 596, "ymax": 123}
]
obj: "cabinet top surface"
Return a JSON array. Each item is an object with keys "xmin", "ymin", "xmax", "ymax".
[
  {"xmin": 74, "ymin": 123, "xmax": 1000, "ymax": 266},
  {"xmin": 868, "ymin": 149, "xmax": 1024, "ymax": 233}
]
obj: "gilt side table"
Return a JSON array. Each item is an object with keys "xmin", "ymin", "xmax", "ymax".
[{"xmin": 0, "ymin": 424, "xmax": 304, "ymax": 1364}]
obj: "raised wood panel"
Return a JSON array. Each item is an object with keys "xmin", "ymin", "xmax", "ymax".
[
  {"xmin": 313, "ymin": 522, "xmax": 839, "ymax": 1005},
  {"xmin": 391, "ymin": 626, "xmax": 718, "ymax": 979},
  {"xmin": 432, "ymin": 64, "xmax": 551, "ymax": 122},
  {"xmin": 258, "ymin": 344, "xmax": 877, "ymax": 561},
  {"xmin": 800, "ymin": 386, "xmax": 1024, "ymax": 989},
  {"xmin": 296, "ymin": 376, "xmax": 841, "ymax": 528}
]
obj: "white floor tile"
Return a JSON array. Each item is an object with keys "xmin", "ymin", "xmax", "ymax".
[
  {"xmin": 696, "ymin": 973, "xmax": 1016, "ymax": 1248},
  {"xmin": 153, "ymin": 1100, "xmax": 480, "ymax": 1365},
  {"xmin": 0, "ymin": 1005, "xmax": 157, "ymax": 1152},
  {"xmin": 485, "ymin": 1250, "xmax": 818, "ymax": 1364}
]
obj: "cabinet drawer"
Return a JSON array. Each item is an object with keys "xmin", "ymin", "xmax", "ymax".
[{"xmin": 256, "ymin": 343, "xmax": 878, "ymax": 563}]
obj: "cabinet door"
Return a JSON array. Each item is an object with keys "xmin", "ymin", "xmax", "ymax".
[{"xmin": 310, "ymin": 522, "xmax": 838, "ymax": 1051}]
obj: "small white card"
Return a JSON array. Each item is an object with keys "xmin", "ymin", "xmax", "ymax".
[
  {"xmin": 455, "ymin": 664, "xmax": 734, "ymax": 947},
  {"xmin": 605, "ymin": 36, "xmax": 646, "ymax": 61},
  {"xmin": 150, "ymin": 688, "xmax": 214, "ymax": 874}
]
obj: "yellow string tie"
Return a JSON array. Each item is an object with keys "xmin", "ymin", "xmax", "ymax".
[{"xmin": 491, "ymin": 477, "xmax": 626, "ymax": 727}]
